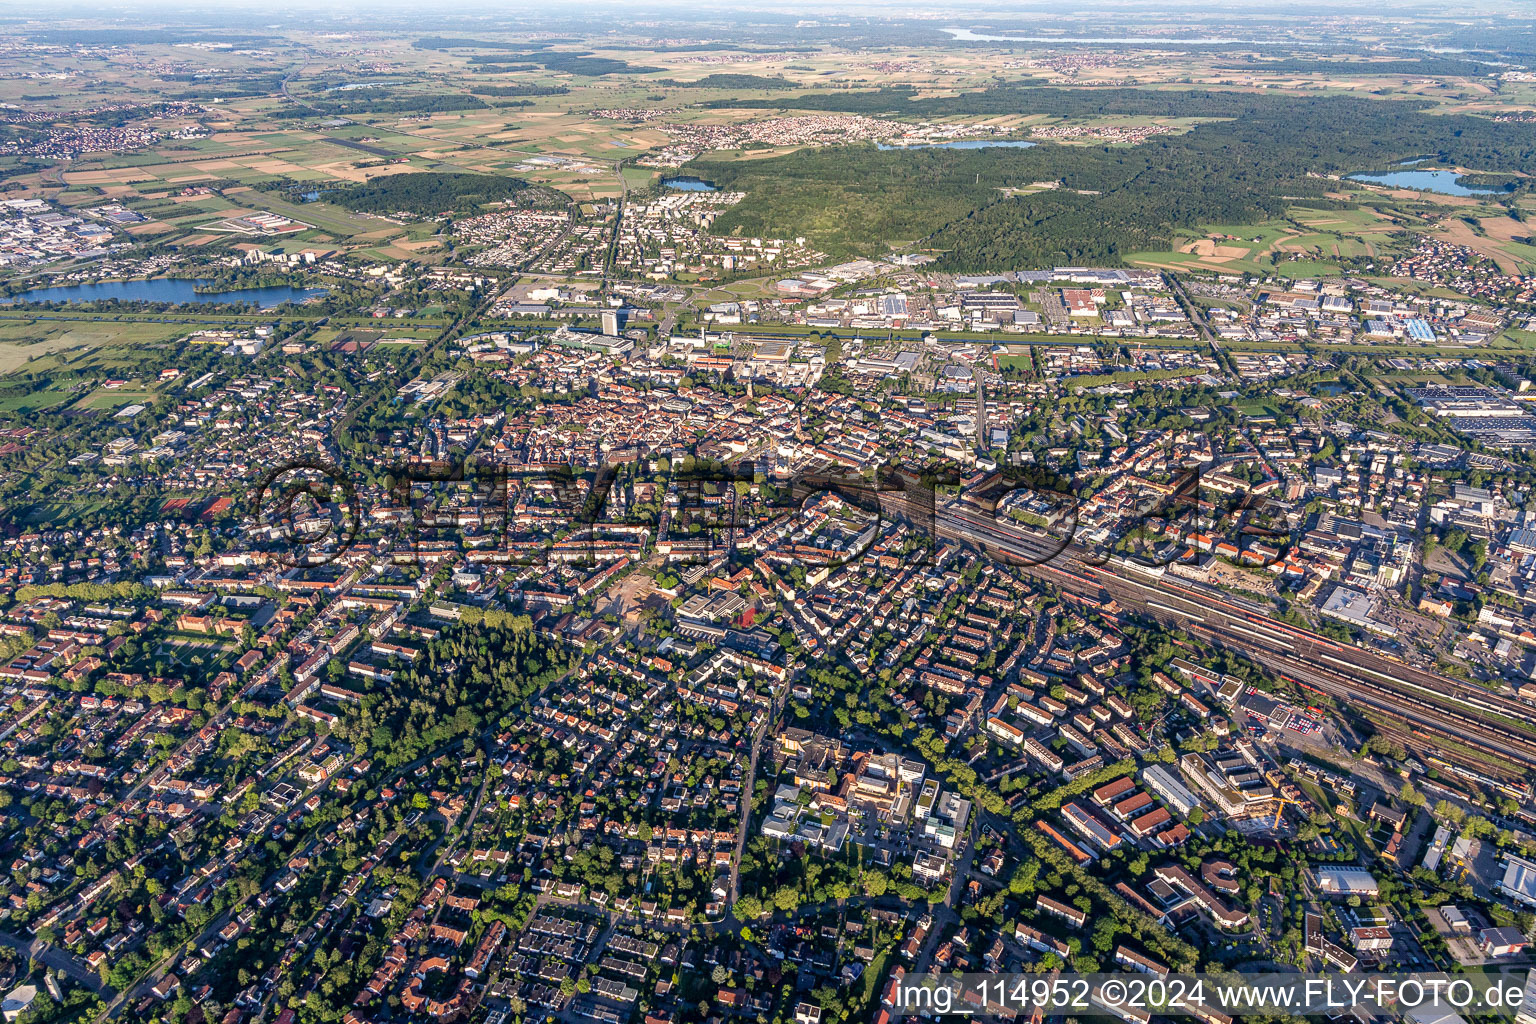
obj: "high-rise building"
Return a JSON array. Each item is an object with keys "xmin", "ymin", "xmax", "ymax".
[{"xmin": 1515, "ymin": 972, "xmax": 1536, "ymax": 1024}]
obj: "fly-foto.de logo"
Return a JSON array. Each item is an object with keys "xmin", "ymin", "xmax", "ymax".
[{"xmin": 245, "ymin": 456, "xmax": 1292, "ymax": 572}]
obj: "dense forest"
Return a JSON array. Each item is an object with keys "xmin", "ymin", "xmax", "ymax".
[
  {"xmin": 468, "ymin": 83, "xmax": 571, "ymax": 97},
  {"xmin": 464, "ymin": 52, "xmax": 661, "ymax": 76},
  {"xmin": 703, "ymin": 85, "xmax": 1532, "ymax": 172},
  {"xmin": 1209, "ymin": 55, "xmax": 1497, "ymax": 77},
  {"xmin": 657, "ymin": 74, "xmax": 798, "ymax": 89},
  {"xmin": 412, "ymin": 36, "xmax": 554, "ymax": 50},
  {"xmin": 686, "ymin": 87, "xmax": 1535, "ymax": 267},
  {"xmin": 328, "ymin": 616, "xmax": 575, "ymax": 768},
  {"xmin": 276, "ymin": 91, "xmax": 489, "ymax": 118},
  {"xmin": 28, "ymin": 28, "xmax": 279, "ymax": 45},
  {"xmin": 329, "ymin": 172, "xmax": 568, "ymax": 217}
]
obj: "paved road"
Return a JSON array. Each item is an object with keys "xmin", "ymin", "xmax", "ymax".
[
  {"xmin": 1169, "ymin": 276, "xmax": 1217, "ymax": 342},
  {"xmin": 726, "ymin": 695, "xmax": 784, "ymax": 907},
  {"xmin": 0, "ymin": 699, "xmax": 47, "ymax": 743},
  {"xmin": 0, "ymin": 929, "xmax": 107, "ymax": 992},
  {"xmin": 911, "ymin": 814, "xmax": 979, "ymax": 974},
  {"xmin": 420, "ymin": 749, "xmax": 496, "ymax": 879},
  {"xmin": 657, "ymin": 292, "xmax": 697, "ymax": 337}
]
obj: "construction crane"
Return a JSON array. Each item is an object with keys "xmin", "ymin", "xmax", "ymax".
[{"xmin": 1268, "ymin": 794, "xmax": 1301, "ymax": 830}]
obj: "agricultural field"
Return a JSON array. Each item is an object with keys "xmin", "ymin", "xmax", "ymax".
[
  {"xmin": 0, "ymin": 24, "xmax": 1528, "ymax": 280},
  {"xmin": 1429, "ymin": 214, "xmax": 1536, "ymax": 275},
  {"xmin": 1125, "ymin": 203, "xmax": 1417, "ymax": 276},
  {"xmin": 0, "ymin": 319, "xmax": 194, "ymax": 374},
  {"xmin": 0, "ymin": 13, "xmax": 1535, "ymax": 1024},
  {"xmin": 0, "ymin": 19, "xmax": 1531, "ymax": 366}
]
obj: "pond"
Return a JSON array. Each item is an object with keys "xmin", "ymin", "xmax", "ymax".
[
  {"xmin": 1, "ymin": 278, "xmax": 329, "ymax": 308},
  {"xmin": 1345, "ymin": 169, "xmax": 1506, "ymax": 197},
  {"xmin": 876, "ymin": 139, "xmax": 1037, "ymax": 150},
  {"xmin": 661, "ymin": 176, "xmax": 718, "ymax": 192}
]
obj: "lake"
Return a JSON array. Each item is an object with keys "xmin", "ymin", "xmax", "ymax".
[
  {"xmin": 876, "ymin": 139, "xmax": 1036, "ymax": 151},
  {"xmin": 1346, "ymin": 169, "xmax": 1505, "ymax": 197},
  {"xmin": 2, "ymin": 278, "xmax": 329, "ymax": 308},
  {"xmin": 662, "ymin": 176, "xmax": 718, "ymax": 192}
]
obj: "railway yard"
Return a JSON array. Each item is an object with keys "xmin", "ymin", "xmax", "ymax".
[
  {"xmin": 920, "ymin": 497, "xmax": 1536, "ymax": 790},
  {"xmin": 4, "ymin": 8, "xmax": 1536, "ymax": 1023}
]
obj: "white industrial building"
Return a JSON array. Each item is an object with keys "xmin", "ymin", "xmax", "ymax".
[
  {"xmin": 1316, "ymin": 866, "xmax": 1380, "ymax": 897},
  {"xmin": 1499, "ymin": 855, "xmax": 1536, "ymax": 908}
]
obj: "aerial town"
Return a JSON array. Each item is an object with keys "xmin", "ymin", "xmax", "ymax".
[{"xmin": 1, "ymin": 4, "xmax": 1536, "ymax": 1024}]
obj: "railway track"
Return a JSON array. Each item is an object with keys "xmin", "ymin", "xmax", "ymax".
[
  {"xmin": 1364, "ymin": 717, "xmax": 1526, "ymax": 788},
  {"xmin": 1107, "ymin": 574, "xmax": 1536, "ymax": 779},
  {"xmin": 1221, "ymin": 630, "xmax": 1536, "ymax": 768},
  {"xmin": 918, "ymin": 502, "xmax": 1536, "ymax": 782}
]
